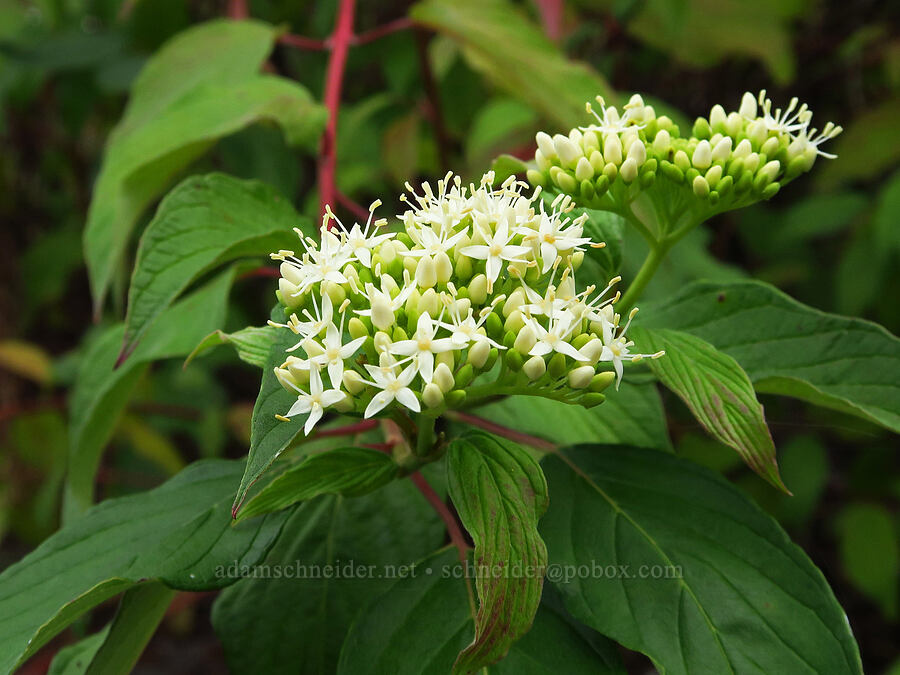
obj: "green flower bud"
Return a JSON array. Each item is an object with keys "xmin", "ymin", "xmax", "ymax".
[
  {"xmin": 762, "ymin": 182, "xmax": 780, "ymax": 199},
  {"xmin": 571, "ymin": 333, "xmax": 591, "ymax": 349},
  {"xmin": 660, "ymin": 161, "xmax": 684, "ymax": 183},
  {"xmin": 433, "ymin": 362, "xmax": 456, "ymax": 392},
  {"xmin": 589, "ymin": 150, "xmax": 605, "ymax": 173},
  {"xmin": 692, "ymin": 175, "xmax": 710, "ymax": 198},
  {"xmin": 760, "ymin": 136, "xmax": 780, "ymax": 158},
  {"xmin": 402, "ymin": 256, "xmax": 417, "ymax": 275},
  {"xmin": 392, "ymin": 326, "xmax": 408, "ymax": 342},
  {"xmin": 348, "ymin": 317, "xmax": 369, "ymax": 340},
  {"xmin": 716, "ymin": 175, "xmax": 733, "ymax": 195},
  {"xmin": 590, "ymin": 371, "xmax": 616, "ymax": 393},
  {"xmin": 580, "ymin": 179, "xmax": 596, "ymax": 202},
  {"xmin": 333, "ymin": 392, "xmax": 354, "ymax": 413},
  {"xmin": 455, "ymin": 363, "xmax": 475, "ymax": 388},
  {"xmin": 674, "ymin": 149, "xmax": 691, "ymax": 172},
  {"xmin": 705, "ymin": 164, "xmax": 723, "ymax": 188},
  {"xmin": 274, "ymin": 366, "xmax": 299, "ymax": 391},
  {"xmin": 594, "ymin": 174, "xmax": 610, "ymax": 195},
  {"xmin": 557, "ymin": 170, "xmax": 577, "ymax": 193},
  {"xmin": 467, "ymin": 340, "xmax": 491, "ymax": 369},
  {"xmin": 571, "ymin": 250, "xmax": 584, "ymax": 270},
  {"xmin": 505, "ymin": 348, "xmax": 524, "ymax": 371},
  {"xmin": 548, "ymin": 352, "xmax": 567, "ymax": 378},
  {"xmin": 526, "ymin": 169, "xmax": 546, "ymax": 187},
  {"xmin": 485, "ymin": 311, "xmax": 504, "ymax": 340},
  {"xmin": 422, "ymin": 382, "xmax": 444, "ymax": 409},
  {"xmin": 504, "ymin": 310, "xmax": 526, "ymax": 333},
  {"xmin": 469, "ymin": 274, "xmax": 488, "ymax": 305},
  {"xmin": 454, "ymin": 253, "xmax": 473, "ymax": 282},
  {"xmin": 523, "ymin": 355, "xmax": 546, "ymax": 381},
  {"xmin": 582, "ymin": 392, "xmax": 606, "ymax": 408},
  {"xmin": 445, "ymin": 390, "xmax": 467, "ymax": 408},
  {"xmin": 303, "ymin": 338, "xmax": 325, "ymax": 358},
  {"xmin": 484, "ymin": 347, "xmax": 499, "ymax": 371},
  {"xmin": 692, "ymin": 116, "xmax": 712, "ymax": 139},
  {"xmin": 640, "ymin": 170, "xmax": 656, "ymax": 188},
  {"xmin": 342, "ymin": 369, "xmax": 366, "ymax": 395},
  {"xmin": 602, "ymin": 162, "xmax": 618, "ymax": 182}
]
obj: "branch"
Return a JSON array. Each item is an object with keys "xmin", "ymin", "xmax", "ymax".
[
  {"xmin": 278, "ymin": 33, "xmax": 328, "ymax": 51},
  {"xmin": 227, "ymin": 0, "xmax": 248, "ymax": 19},
  {"xmin": 447, "ymin": 411, "xmax": 557, "ymax": 451},
  {"xmin": 353, "ymin": 17, "xmax": 415, "ymax": 46},
  {"xmin": 318, "ymin": 0, "xmax": 357, "ymax": 221},
  {"xmin": 312, "ymin": 418, "xmax": 378, "ymax": 439},
  {"xmin": 535, "ymin": 0, "xmax": 564, "ymax": 41},
  {"xmin": 336, "ymin": 189, "xmax": 371, "ymax": 222},
  {"xmin": 410, "ymin": 471, "xmax": 471, "ymax": 560}
]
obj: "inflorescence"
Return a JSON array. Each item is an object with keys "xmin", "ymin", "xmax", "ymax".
[
  {"xmin": 267, "ymin": 172, "xmax": 662, "ymax": 436},
  {"xmin": 527, "ymin": 91, "xmax": 842, "ymax": 221}
]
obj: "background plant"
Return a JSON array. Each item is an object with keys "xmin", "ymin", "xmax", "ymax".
[{"xmin": 0, "ymin": 0, "xmax": 898, "ymax": 673}]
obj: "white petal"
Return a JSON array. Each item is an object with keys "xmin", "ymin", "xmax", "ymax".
[
  {"xmin": 364, "ymin": 391, "xmax": 393, "ymax": 418},
  {"xmin": 418, "ymin": 352, "xmax": 435, "ymax": 383},
  {"xmin": 486, "ymin": 256, "xmax": 502, "ymax": 283},
  {"xmin": 287, "ymin": 396, "xmax": 312, "ymax": 417},
  {"xmin": 395, "ymin": 387, "xmax": 421, "ymax": 412},
  {"xmin": 389, "ymin": 340, "xmax": 419, "ymax": 356},
  {"xmin": 460, "ymin": 245, "xmax": 490, "ymax": 260},
  {"xmin": 320, "ymin": 389, "xmax": 346, "ymax": 407},
  {"xmin": 304, "ymin": 405, "xmax": 324, "ymax": 435},
  {"xmin": 556, "ymin": 341, "xmax": 589, "ymax": 361}
]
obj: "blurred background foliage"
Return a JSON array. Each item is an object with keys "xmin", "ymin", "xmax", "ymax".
[{"xmin": 0, "ymin": 0, "xmax": 897, "ymax": 672}]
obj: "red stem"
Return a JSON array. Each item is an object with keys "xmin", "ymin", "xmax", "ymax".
[
  {"xmin": 313, "ymin": 418, "xmax": 378, "ymax": 439},
  {"xmin": 449, "ymin": 411, "xmax": 557, "ymax": 451},
  {"xmin": 536, "ymin": 0, "xmax": 564, "ymax": 41},
  {"xmin": 318, "ymin": 0, "xmax": 356, "ymax": 222},
  {"xmin": 227, "ymin": 0, "xmax": 248, "ymax": 19},
  {"xmin": 278, "ymin": 33, "xmax": 328, "ymax": 50},
  {"xmin": 336, "ymin": 190, "xmax": 370, "ymax": 222},
  {"xmin": 239, "ymin": 266, "xmax": 281, "ymax": 279},
  {"xmin": 410, "ymin": 471, "xmax": 471, "ymax": 560}
]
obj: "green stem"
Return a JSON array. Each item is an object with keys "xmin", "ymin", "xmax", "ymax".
[
  {"xmin": 415, "ymin": 415, "xmax": 435, "ymax": 457},
  {"xmin": 617, "ymin": 241, "xmax": 671, "ymax": 314}
]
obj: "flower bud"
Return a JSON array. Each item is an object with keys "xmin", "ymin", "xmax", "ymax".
[
  {"xmin": 342, "ymin": 369, "xmax": 366, "ymax": 395},
  {"xmin": 619, "ymin": 158, "xmax": 638, "ymax": 183},
  {"xmin": 705, "ymin": 164, "xmax": 723, "ymax": 188},
  {"xmin": 514, "ymin": 324, "xmax": 537, "ymax": 353},
  {"xmin": 467, "ymin": 340, "xmax": 491, "ymax": 369},
  {"xmin": 535, "ymin": 150, "xmax": 551, "ymax": 172},
  {"xmin": 284, "ymin": 356, "xmax": 311, "ymax": 383},
  {"xmin": 590, "ymin": 371, "xmax": 616, "ymax": 393},
  {"xmin": 674, "ymin": 149, "xmax": 691, "ymax": 172},
  {"xmin": 536, "ymin": 131, "xmax": 557, "ymax": 159},
  {"xmin": 733, "ymin": 138, "xmax": 752, "ymax": 159},
  {"xmin": 422, "ymin": 382, "xmax": 444, "ymax": 409},
  {"xmin": 433, "ymin": 362, "xmax": 455, "ymax": 392},
  {"xmin": 274, "ymin": 366, "xmax": 298, "ymax": 391},
  {"xmin": 505, "ymin": 348, "xmax": 524, "ymax": 371},
  {"xmin": 652, "ymin": 129, "xmax": 671, "ymax": 155},
  {"xmin": 582, "ymin": 392, "xmax": 606, "ymax": 408},
  {"xmin": 581, "ymin": 337, "xmax": 603, "ymax": 363},
  {"xmin": 418, "ymin": 288, "xmax": 439, "ymax": 317},
  {"xmin": 348, "ymin": 317, "xmax": 369, "ymax": 340},
  {"xmin": 278, "ymin": 279, "xmax": 303, "ymax": 308},
  {"xmin": 455, "ymin": 364, "xmax": 475, "ymax": 388},
  {"xmin": 548, "ymin": 353, "xmax": 567, "ymax": 378},
  {"xmin": 589, "ymin": 150, "xmax": 605, "ymax": 173},
  {"xmin": 523, "ymin": 355, "xmax": 546, "ymax": 381},
  {"xmin": 554, "ymin": 134, "xmax": 582, "ymax": 168},
  {"xmin": 333, "ymin": 392, "xmax": 354, "ymax": 413},
  {"xmin": 504, "ymin": 309, "xmax": 526, "ymax": 333},
  {"xmin": 575, "ymin": 156, "xmax": 594, "ymax": 182},
  {"xmin": 503, "ymin": 287, "xmax": 526, "ymax": 317},
  {"xmin": 415, "ymin": 254, "xmax": 437, "ymax": 289},
  {"xmin": 760, "ymin": 136, "xmax": 780, "ymax": 158},
  {"xmin": 373, "ymin": 331, "xmax": 392, "ymax": 353},
  {"xmin": 434, "ymin": 251, "xmax": 453, "ymax": 284},
  {"xmin": 582, "ymin": 130, "xmax": 600, "ymax": 154},
  {"xmin": 445, "ymin": 390, "xmax": 467, "ymax": 408},
  {"xmin": 693, "ymin": 175, "xmax": 710, "ymax": 198},
  {"xmin": 603, "ymin": 133, "xmax": 623, "ymax": 165},
  {"xmin": 711, "ymin": 137, "xmax": 732, "ymax": 163},
  {"xmin": 725, "ymin": 112, "xmax": 743, "ymax": 137},
  {"xmin": 568, "ymin": 365, "xmax": 595, "ymax": 389},
  {"xmin": 692, "ymin": 140, "xmax": 712, "ymax": 170},
  {"xmin": 746, "ymin": 119, "xmax": 767, "ymax": 147},
  {"xmin": 302, "ymin": 338, "xmax": 325, "ymax": 358},
  {"xmin": 709, "ymin": 104, "xmax": 727, "ymax": 130},
  {"xmin": 739, "ymin": 91, "xmax": 757, "ymax": 118},
  {"xmin": 468, "ymin": 274, "xmax": 488, "ymax": 304},
  {"xmin": 627, "ymin": 139, "xmax": 646, "ymax": 165},
  {"xmin": 371, "ymin": 294, "xmax": 395, "ymax": 330}
]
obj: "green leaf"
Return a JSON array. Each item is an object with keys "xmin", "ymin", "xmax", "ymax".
[
  {"xmin": 638, "ymin": 279, "xmax": 900, "ymax": 433},
  {"xmin": 121, "ymin": 173, "xmax": 310, "ymax": 359},
  {"xmin": 815, "ymin": 98, "xmax": 900, "ymax": 190},
  {"xmin": 835, "ymin": 503, "xmax": 899, "ymax": 619},
  {"xmin": 213, "ymin": 478, "xmax": 445, "ymax": 675},
  {"xmin": 411, "ymin": 0, "xmax": 614, "ymax": 128},
  {"xmin": 873, "ymin": 169, "xmax": 900, "ymax": 253},
  {"xmin": 232, "ymin": 306, "xmax": 304, "ymax": 513},
  {"xmin": 84, "ymin": 582, "xmax": 175, "ymax": 675},
  {"xmin": 630, "ymin": 327, "xmax": 784, "ymax": 490},
  {"xmin": 0, "ymin": 460, "xmax": 287, "ymax": 674},
  {"xmin": 470, "ymin": 381, "xmax": 671, "ymax": 450},
  {"xmin": 338, "ymin": 548, "xmax": 626, "ymax": 674},
  {"xmin": 84, "ymin": 19, "xmax": 327, "ymax": 310},
  {"xmin": 578, "ymin": 208, "xmax": 625, "ymax": 279},
  {"xmin": 236, "ymin": 447, "xmax": 400, "ymax": 520},
  {"xmin": 541, "ymin": 445, "xmax": 863, "ymax": 675},
  {"xmin": 48, "ymin": 627, "xmax": 110, "ymax": 675},
  {"xmin": 65, "ymin": 270, "xmax": 234, "ymax": 520},
  {"xmin": 489, "ymin": 154, "xmax": 528, "ymax": 185},
  {"xmin": 186, "ymin": 324, "xmax": 279, "ymax": 370},
  {"xmin": 447, "ymin": 431, "xmax": 549, "ymax": 672}
]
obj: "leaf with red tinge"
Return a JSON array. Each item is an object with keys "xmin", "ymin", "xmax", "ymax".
[
  {"xmin": 446, "ymin": 431, "xmax": 549, "ymax": 673},
  {"xmin": 630, "ymin": 326, "xmax": 787, "ymax": 492}
]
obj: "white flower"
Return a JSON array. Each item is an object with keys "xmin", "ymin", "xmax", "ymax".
[
  {"xmin": 389, "ymin": 311, "xmax": 457, "ymax": 383},
  {"xmin": 527, "ymin": 313, "xmax": 587, "ymax": 362},
  {"xmin": 307, "ymin": 313, "xmax": 366, "ymax": 387},
  {"xmin": 355, "ymin": 273, "xmax": 415, "ymax": 330},
  {"xmin": 519, "ymin": 278, "xmax": 570, "ymax": 320},
  {"xmin": 597, "ymin": 308, "xmax": 663, "ymax": 388},
  {"xmin": 332, "ymin": 202, "xmax": 394, "ymax": 268},
  {"xmin": 299, "ymin": 225, "xmax": 353, "ymax": 290},
  {"xmin": 403, "ymin": 223, "xmax": 469, "ymax": 258},
  {"xmin": 363, "ymin": 358, "xmax": 421, "ymax": 417},
  {"xmin": 788, "ymin": 122, "xmax": 842, "ymax": 160},
  {"xmin": 460, "ymin": 217, "xmax": 531, "ymax": 290},
  {"xmin": 757, "ymin": 90, "xmax": 810, "ymax": 135},
  {"xmin": 401, "ymin": 172, "xmax": 472, "ymax": 236},
  {"xmin": 284, "ymin": 367, "xmax": 345, "ymax": 435},
  {"xmin": 439, "ymin": 303, "xmax": 504, "ymax": 349},
  {"xmin": 579, "ymin": 95, "xmax": 643, "ymax": 135},
  {"xmin": 268, "ymin": 293, "xmax": 334, "ymax": 353}
]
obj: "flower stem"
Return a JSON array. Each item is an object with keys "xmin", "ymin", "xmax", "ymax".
[
  {"xmin": 617, "ymin": 240, "xmax": 670, "ymax": 314},
  {"xmin": 415, "ymin": 415, "xmax": 435, "ymax": 457}
]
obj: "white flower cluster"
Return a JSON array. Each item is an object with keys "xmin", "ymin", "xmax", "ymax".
[
  {"xmin": 529, "ymin": 91, "xmax": 841, "ymax": 213},
  {"xmin": 268, "ymin": 172, "xmax": 661, "ymax": 436}
]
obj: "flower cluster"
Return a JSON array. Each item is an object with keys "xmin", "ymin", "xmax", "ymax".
[
  {"xmin": 527, "ymin": 91, "xmax": 841, "ymax": 217},
  {"xmin": 268, "ymin": 172, "xmax": 662, "ymax": 436}
]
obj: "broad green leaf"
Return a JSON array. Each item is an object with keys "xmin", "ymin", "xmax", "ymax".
[
  {"xmin": 232, "ymin": 306, "xmax": 304, "ymax": 513},
  {"xmin": 471, "ymin": 381, "xmax": 671, "ymax": 450},
  {"xmin": 213, "ymin": 478, "xmax": 444, "ymax": 675},
  {"xmin": 629, "ymin": 327, "xmax": 784, "ymax": 490},
  {"xmin": 447, "ymin": 431, "xmax": 549, "ymax": 672},
  {"xmin": 411, "ymin": 0, "xmax": 614, "ymax": 128},
  {"xmin": 626, "ymin": 0, "xmax": 802, "ymax": 83},
  {"xmin": 638, "ymin": 280, "xmax": 900, "ymax": 433},
  {"xmin": 84, "ymin": 582, "xmax": 175, "ymax": 675},
  {"xmin": 65, "ymin": 270, "xmax": 234, "ymax": 520},
  {"xmin": 0, "ymin": 340, "xmax": 52, "ymax": 384},
  {"xmin": 84, "ymin": 19, "xmax": 327, "ymax": 309},
  {"xmin": 0, "ymin": 460, "xmax": 287, "ymax": 674},
  {"xmin": 489, "ymin": 154, "xmax": 528, "ymax": 185},
  {"xmin": 873, "ymin": 169, "xmax": 900, "ymax": 253},
  {"xmin": 578, "ymin": 208, "xmax": 625, "ymax": 279},
  {"xmin": 338, "ymin": 548, "xmax": 626, "ymax": 674},
  {"xmin": 237, "ymin": 447, "xmax": 400, "ymax": 521},
  {"xmin": 772, "ymin": 192, "xmax": 867, "ymax": 246},
  {"xmin": 121, "ymin": 173, "xmax": 309, "ymax": 358},
  {"xmin": 469, "ymin": 97, "xmax": 538, "ymax": 164},
  {"xmin": 835, "ymin": 503, "xmax": 899, "ymax": 619},
  {"xmin": 48, "ymin": 627, "xmax": 111, "ymax": 675},
  {"xmin": 815, "ymin": 98, "xmax": 900, "ymax": 190},
  {"xmin": 541, "ymin": 446, "xmax": 863, "ymax": 674},
  {"xmin": 186, "ymin": 324, "xmax": 279, "ymax": 370}
]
